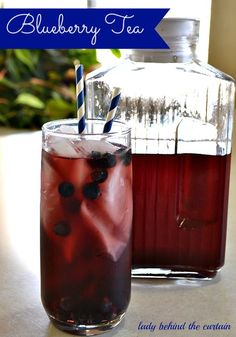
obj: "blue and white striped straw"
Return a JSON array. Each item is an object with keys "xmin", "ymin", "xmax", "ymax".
[
  {"xmin": 74, "ymin": 60, "xmax": 86, "ymax": 134},
  {"xmin": 103, "ymin": 87, "xmax": 121, "ymax": 133}
]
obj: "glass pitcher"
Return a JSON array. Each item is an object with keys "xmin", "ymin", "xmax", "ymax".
[{"xmin": 85, "ymin": 18, "xmax": 235, "ymax": 279}]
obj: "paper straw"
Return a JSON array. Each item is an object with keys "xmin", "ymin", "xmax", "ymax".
[
  {"xmin": 74, "ymin": 60, "xmax": 86, "ymax": 134},
  {"xmin": 103, "ymin": 87, "xmax": 121, "ymax": 133}
]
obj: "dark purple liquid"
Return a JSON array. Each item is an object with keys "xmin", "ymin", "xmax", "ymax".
[
  {"xmin": 132, "ymin": 153, "xmax": 231, "ymax": 275},
  {"xmin": 40, "ymin": 150, "xmax": 132, "ymax": 329}
]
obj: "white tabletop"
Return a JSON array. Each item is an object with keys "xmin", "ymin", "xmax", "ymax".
[{"xmin": 0, "ymin": 128, "xmax": 235, "ymax": 337}]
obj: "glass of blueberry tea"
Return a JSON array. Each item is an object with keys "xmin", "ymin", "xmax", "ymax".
[{"xmin": 40, "ymin": 119, "xmax": 132, "ymax": 335}]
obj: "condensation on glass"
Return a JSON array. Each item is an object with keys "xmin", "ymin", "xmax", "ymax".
[{"xmin": 86, "ymin": 18, "xmax": 235, "ymax": 279}]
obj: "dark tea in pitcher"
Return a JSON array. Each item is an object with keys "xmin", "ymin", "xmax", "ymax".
[{"xmin": 132, "ymin": 153, "xmax": 231, "ymax": 278}]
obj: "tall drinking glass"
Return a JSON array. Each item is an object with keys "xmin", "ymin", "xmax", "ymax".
[{"xmin": 40, "ymin": 119, "xmax": 132, "ymax": 335}]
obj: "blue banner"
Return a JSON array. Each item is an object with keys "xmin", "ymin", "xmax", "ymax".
[{"xmin": 0, "ymin": 8, "xmax": 169, "ymax": 49}]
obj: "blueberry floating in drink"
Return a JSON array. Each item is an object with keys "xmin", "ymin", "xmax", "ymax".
[
  {"xmin": 121, "ymin": 149, "xmax": 132, "ymax": 166},
  {"xmin": 58, "ymin": 182, "xmax": 75, "ymax": 197},
  {"xmin": 103, "ymin": 153, "xmax": 117, "ymax": 168},
  {"xmin": 88, "ymin": 151, "xmax": 117, "ymax": 169},
  {"xmin": 90, "ymin": 151, "xmax": 102, "ymax": 160},
  {"xmin": 83, "ymin": 182, "xmax": 101, "ymax": 200},
  {"xmin": 53, "ymin": 221, "xmax": 71, "ymax": 236},
  {"xmin": 91, "ymin": 168, "xmax": 108, "ymax": 184}
]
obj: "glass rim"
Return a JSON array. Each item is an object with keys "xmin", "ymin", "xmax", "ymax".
[{"xmin": 42, "ymin": 118, "xmax": 131, "ymax": 138}]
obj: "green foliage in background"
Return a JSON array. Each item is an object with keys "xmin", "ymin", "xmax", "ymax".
[{"xmin": 0, "ymin": 49, "xmax": 99, "ymax": 129}]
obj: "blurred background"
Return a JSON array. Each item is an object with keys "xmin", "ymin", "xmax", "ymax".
[{"xmin": 0, "ymin": 0, "xmax": 235, "ymax": 130}]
